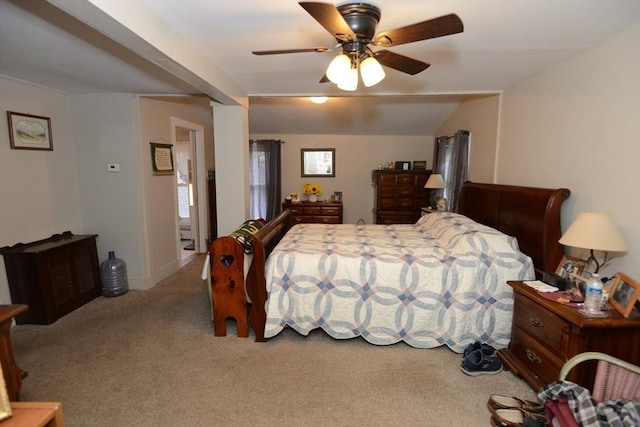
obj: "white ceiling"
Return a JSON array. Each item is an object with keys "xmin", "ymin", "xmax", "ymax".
[{"xmin": 1, "ymin": 0, "xmax": 638, "ymax": 135}]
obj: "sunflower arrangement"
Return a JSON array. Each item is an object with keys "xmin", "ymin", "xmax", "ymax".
[{"xmin": 303, "ymin": 183, "xmax": 323, "ymax": 196}]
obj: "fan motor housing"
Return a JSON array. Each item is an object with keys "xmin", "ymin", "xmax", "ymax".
[{"xmin": 337, "ymin": 2, "xmax": 381, "ymax": 40}]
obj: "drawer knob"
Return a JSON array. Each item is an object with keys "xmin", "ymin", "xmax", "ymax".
[
  {"xmin": 528, "ymin": 315, "xmax": 544, "ymax": 328},
  {"xmin": 525, "ymin": 348, "xmax": 542, "ymax": 364}
]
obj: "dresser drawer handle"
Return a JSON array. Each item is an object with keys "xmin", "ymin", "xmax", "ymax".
[
  {"xmin": 525, "ymin": 348, "xmax": 542, "ymax": 364},
  {"xmin": 527, "ymin": 315, "xmax": 543, "ymax": 328}
]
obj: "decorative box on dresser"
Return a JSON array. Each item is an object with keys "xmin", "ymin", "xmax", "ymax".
[
  {"xmin": 372, "ymin": 169, "xmax": 432, "ymax": 224},
  {"xmin": 499, "ymin": 281, "xmax": 640, "ymax": 391},
  {"xmin": 282, "ymin": 201, "xmax": 343, "ymax": 227}
]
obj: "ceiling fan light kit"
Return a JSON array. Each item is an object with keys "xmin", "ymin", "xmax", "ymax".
[{"xmin": 252, "ymin": 1, "xmax": 464, "ymax": 92}]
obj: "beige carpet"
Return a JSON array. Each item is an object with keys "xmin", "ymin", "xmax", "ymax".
[{"xmin": 11, "ymin": 255, "xmax": 537, "ymax": 426}]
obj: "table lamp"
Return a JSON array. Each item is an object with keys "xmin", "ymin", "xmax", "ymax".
[
  {"xmin": 558, "ymin": 212, "xmax": 627, "ymax": 273},
  {"xmin": 424, "ymin": 174, "xmax": 446, "ymax": 210}
]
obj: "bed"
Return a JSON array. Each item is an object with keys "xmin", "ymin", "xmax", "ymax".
[{"xmin": 244, "ymin": 182, "xmax": 570, "ymax": 351}]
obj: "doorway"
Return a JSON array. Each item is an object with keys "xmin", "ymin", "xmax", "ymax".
[{"xmin": 171, "ymin": 117, "xmax": 207, "ymax": 267}]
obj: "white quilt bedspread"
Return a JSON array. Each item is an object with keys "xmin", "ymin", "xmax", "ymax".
[{"xmin": 264, "ymin": 212, "xmax": 535, "ymax": 352}]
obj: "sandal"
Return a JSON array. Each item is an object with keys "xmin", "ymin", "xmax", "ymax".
[
  {"xmin": 488, "ymin": 394, "xmax": 545, "ymax": 413},
  {"xmin": 490, "ymin": 408, "xmax": 547, "ymax": 427}
]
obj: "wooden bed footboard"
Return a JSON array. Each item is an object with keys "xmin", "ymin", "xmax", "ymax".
[{"xmin": 246, "ymin": 210, "xmax": 291, "ymax": 341}]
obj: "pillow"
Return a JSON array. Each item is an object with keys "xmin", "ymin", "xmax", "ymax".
[{"xmin": 229, "ymin": 218, "xmax": 267, "ymax": 254}]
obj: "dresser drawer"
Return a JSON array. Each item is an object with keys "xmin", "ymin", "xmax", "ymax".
[
  {"xmin": 316, "ymin": 216, "xmax": 340, "ymax": 224},
  {"xmin": 321, "ymin": 207, "xmax": 340, "ymax": 215},
  {"xmin": 287, "ymin": 206, "xmax": 304, "ymax": 215},
  {"xmin": 303, "ymin": 207, "xmax": 321, "ymax": 215},
  {"xmin": 513, "ymin": 292, "xmax": 568, "ymax": 354},
  {"xmin": 510, "ymin": 326, "xmax": 564, "ymax": 386}
]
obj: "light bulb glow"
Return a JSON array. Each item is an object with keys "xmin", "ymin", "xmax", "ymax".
[
  {"xmin": 337, "ymin": 66, "xmax": 358, "ymax": 91},
  {"xmin": 326, "ymin": 54, "xmax": 351, "ymax": 85},
  {"xmin": 310, "ymin": 97, "xmax": 328, "ymax": 104},
  {"xmin": 360, "ymin": 56, "xmax": 385, "ymax": 87}
]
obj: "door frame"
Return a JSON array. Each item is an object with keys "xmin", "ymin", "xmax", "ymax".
[{"xmin": 171, "ymin": 117, "xmax": 207, "ymax": 253}]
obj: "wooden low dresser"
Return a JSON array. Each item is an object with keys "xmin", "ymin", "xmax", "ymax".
[
  {"xmin": 0, "ymin": 232, "xmax": 101, "ymax": 325},
  {"xmin": 499, "ymin": 280, "xmax": 640, "ymax": 391},
  {"xmin": 282, "ymin": 201, "xmax": 343, "ymax": 226}
]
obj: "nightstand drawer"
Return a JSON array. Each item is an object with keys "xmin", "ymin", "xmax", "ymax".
[
  {"xmin": 510, "ymin": 326, "xmax": 564, "ymax": 386},
  {"xmin": 513, "ymin": 292, "xmax": 567, "ymax": 354}
]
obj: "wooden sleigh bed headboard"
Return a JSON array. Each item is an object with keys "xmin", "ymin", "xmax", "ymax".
[{"xmin": 243, "ymin": 181, "xmax": 570, "ymax": 342}]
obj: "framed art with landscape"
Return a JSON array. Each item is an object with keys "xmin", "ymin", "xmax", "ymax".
[
  {"xmin": 609, "ymin": 273, "xmax": 640, "ymax": 318},
  {"xmin": 7, "ymin": 111, "xmax": 53, "ymax": 151}
]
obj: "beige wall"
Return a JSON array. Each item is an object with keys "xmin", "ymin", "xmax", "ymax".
[
  {"xmin": 138, "ymin": 97, "xmax": 215, "ymax": 284},
  {"xmin": 497, "ymin": 24, "xmax": 639, "ymax": 279},
  {"xmin": 435, "ymin": 95, "xmax": 501, "ymax": 183},
  {"xmin": 0, "ymin": 78, "xmax": 216, "ymax": 303},
  {"xmin": 425, "ymin": 24, "xmax": 639, "ymax": 280},
  {"xmin": 0, "ymin": 77, "xmax": 84, "ymax": 304},
  {"xmin": 251, "ymin": 134, "xmax": 434, "ymax": 224}
]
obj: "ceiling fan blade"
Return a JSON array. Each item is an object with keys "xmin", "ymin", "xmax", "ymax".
[
  {"xmin": 252, "ymin": 47, "xmax": 329, "ymax": 55},
  {"xmin": 374, "ymin": 50, "xmax": 430, "ymax": 75},
  {"xmin": 319, "ymin": 74, "xmax": 330, "ymax": 83},
  {"xmin": 373, "ymin": 14, "xmax": 463, "ymax": 47},
  {"xmin": 299, "ymin": 2, "xmax": 356, "ymax": 42}
]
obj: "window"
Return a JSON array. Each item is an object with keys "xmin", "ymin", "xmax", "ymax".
[{"xmin": 249, "ymin": 140, "xmax": 282, "ymax": 220}]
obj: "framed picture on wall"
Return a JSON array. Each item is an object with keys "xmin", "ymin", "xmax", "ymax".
[
  {"xmin": 150, "ymin": 142, "xmax": 174, "ymax": 175},
  {"xmin": 7, "ymin": 111, "xmax": 53, "ymax": 151}
]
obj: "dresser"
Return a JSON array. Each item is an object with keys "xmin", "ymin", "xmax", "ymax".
[
  {"xmin": 282, "ymin": 201, "xmax": 343, "ymax": 226},
  {"xmin": 499, "ymin": 281, "xmax": 640, "ymax": 391},
  {"xmin": 0, "ymin": 232, "xmax": 102, "ymax": 325},
  {"xmin": 372, "ymin": 170, "xmax": 431, "ymax": 224}
]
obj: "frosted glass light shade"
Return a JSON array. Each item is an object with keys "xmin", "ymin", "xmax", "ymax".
[
  {"xmin": 360, "ymin": 56, "xmax": 385, "ymax": 87},
  {"xmin": 337, "ymin": 66, "xmax": 358, "ymax": 91},
  {"xmin": 424, "ymin": 173, "xmax": 446, "ymax": 189},
  {"xmin": 326, "ymin": 54, "xmax": 351, "ymax": 85},
  {"xmin": 559, "ymin": 212, "xmax": 627, "ymax": 252}
]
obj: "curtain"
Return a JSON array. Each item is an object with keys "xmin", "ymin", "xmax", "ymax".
[
  {"xmin": 249, "ymin": 139, "xmax": 282, "ymax": 221},
  {"xmin": 433, "ymin": 130, "xmax": 470, "ymax": 212}
]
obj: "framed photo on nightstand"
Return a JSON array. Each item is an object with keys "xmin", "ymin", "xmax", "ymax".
[{"xmin": 609, "ymin": 273, "xmax": 640, "ymax": 318}]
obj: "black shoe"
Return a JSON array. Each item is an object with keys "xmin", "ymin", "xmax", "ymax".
[
  {"xmin": 462, "ymin": 341, "xmax": 497, "ymax": 359},
  {"xmin": 461, "ymin": 349, "xmax": 503, "ymax": 376}
]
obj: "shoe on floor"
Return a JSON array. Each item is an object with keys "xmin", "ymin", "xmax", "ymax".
[
  {"xmin": 460, "ymin": 349, "xmax": 503, "ymax": 376},
  {"xmin": 490, "ymin": 408, "xmax": 547, "ymax": 427},
  {"xmin": 488, "ymin": 395, "xmax": 545, "ymax": 414},
  {"xmin": 462, "ymin": 341, "xmax": 497, "ymax": 359}
]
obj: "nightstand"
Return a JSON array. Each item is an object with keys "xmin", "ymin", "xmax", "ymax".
[{"xmin": 498, "ymin": 280, "xmax": 640, "ymax": 391}]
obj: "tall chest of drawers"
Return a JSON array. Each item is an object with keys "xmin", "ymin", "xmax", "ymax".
[
  {"xmin": 372, "ymin": 170, "xmax": 431, "ymax": 224},
  {"xmin": 498, "ymin": 281, "xmax": 640, "ymax": 391},
  {"xmin": 282, "ymin": 201, "xmax": 343, "ymax": 227}
]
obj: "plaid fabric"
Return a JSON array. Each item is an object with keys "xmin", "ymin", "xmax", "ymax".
[
  {"xmin": 538, "ymin": 380, "xmax": 640, "ymax": 427},
  {"xmin": 228, "ymin": 219, "xmax": 266, "ymax": 254}
]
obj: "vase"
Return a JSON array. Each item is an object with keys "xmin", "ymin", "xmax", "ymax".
[{"xmin": 309, "ymin": 194, "xmax": 318, "ymax": 202}]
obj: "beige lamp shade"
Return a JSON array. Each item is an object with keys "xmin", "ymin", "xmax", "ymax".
[
  {"xmin": 559, "ymin": 212, "xmax": 627, "ymax": 252},
  {"xmin": 424, "ymin": 173, "xmax": 446, "ymax": 189}
]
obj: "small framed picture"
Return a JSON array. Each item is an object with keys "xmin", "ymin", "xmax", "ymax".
[
  {"xmin": 333, "ymin": 191, "xmax": 342, "ymax": 202},
  {"xmin": 412, "ymin": 161, "xmax": 427, "ymax": 170},
  {"xmin": 395, "ymin": 161, "xmax": 411, "ymax": 171},
  {"xmin": 555, "ymin": 255, "xmax": 587, "ymax": 278},
  {"xmin": 609, "ymin": 273, "xmax": 640, "ymax": 318},
  {"xmin": 150, "ymin": 142, "xmax": 174, "ymax": 175},
  {"xmin": 566, "ymin": 273, "xmax": 588, "ymax": 301},
  {"xmin": 7, "ymin": 111, "xmax": 53, "ymax": 151}
]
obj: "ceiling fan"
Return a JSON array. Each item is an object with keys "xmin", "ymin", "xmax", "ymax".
[{"xmin": 252, "ymin": 1, "xmax": 464, "ymax": 91}]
